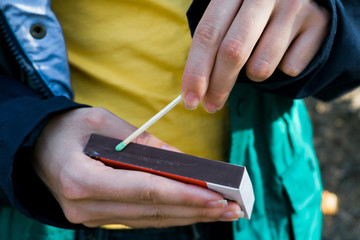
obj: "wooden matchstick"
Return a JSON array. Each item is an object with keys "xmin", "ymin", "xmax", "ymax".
[{"xmin": 115, "ymin": 94, "xmax": 182, "ymax": 151}]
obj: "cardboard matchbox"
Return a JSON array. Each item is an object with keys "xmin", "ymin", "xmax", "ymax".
[{"xmin": 83, "ymin": 134, "xmax": 254, "ymax": 219}]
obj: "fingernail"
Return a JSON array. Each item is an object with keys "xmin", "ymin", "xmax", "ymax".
[
  {"xmin": 183, "ymin": 92, "xmax": 199, "ymax": 110},
  {"xmin": 161, "ymin": 144, "xmax": 181, "ymax": 153},
  {"xmin": 203, "ymin": 102, "xmax": 218, "ymax": 113},
  {"xmin": 206, "ymin": 199, "xmax": 228, "ymax": 208},
  {"xmin": 219, "ymin": 210, "xmax": 244, "ymax": 221}
]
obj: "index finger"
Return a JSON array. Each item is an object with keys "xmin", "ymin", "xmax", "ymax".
[{"xmin": 181, "ymin": 0, "xmax": 243, "ymax": 110}]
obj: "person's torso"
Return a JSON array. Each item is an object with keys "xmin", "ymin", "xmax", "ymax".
[{"xmin": 52, "ymin": 0, "xmax": 229, "ymax": 161}]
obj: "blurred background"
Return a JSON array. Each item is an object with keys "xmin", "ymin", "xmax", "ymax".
[{"xmin": 305, "ymin": 87, "xmax": 360, "ymax": 240}]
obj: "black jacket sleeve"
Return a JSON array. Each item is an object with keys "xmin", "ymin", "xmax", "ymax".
[
  {"xmin": 187, "ymin": 0, "xmax": 360, "ymax": 101},
  {"xmin": 0, "ymin": 75, "xmax": 87, "ymax": 228}
]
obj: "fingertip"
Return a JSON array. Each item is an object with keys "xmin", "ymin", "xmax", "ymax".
[
  {"xmin": 245, "ymin": 58, "xmax": 273, "ymax": 82},
  {"xmin": 279, "ymin": 59, "xmax": 304, "ymax": 77},
  {"xmin": 182, "ymin": 92, "xmax": 200, "ymax": 110},
  {"xmin": 203, "ymin": 102, "xmax": 219, "ymax": 114},
  {"xmin": 218, "ymin": 209, "xmax": 245, "ymax": 221}
]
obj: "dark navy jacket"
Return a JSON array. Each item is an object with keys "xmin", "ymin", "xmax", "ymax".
[{"xmin": 0, "ymin": 0, "xmax": 359, "ymax": 229}]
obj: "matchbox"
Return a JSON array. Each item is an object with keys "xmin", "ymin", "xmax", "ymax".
[{"xmin": 83, "ymin": 134, "xmax": 254, "ymax": 219}]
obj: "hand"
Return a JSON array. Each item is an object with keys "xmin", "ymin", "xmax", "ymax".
[
  {"xmin": 32, "ymin": 107, "xmax": 242, "ymax": 228},
  {"xmin": 181, "ymin": 0, "xmax": 330, "ymax": 113}
]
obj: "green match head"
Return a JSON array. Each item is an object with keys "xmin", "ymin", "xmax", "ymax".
[{"xmin": 115, "ymin": 142, "xmax": 127, "ymax": 151}]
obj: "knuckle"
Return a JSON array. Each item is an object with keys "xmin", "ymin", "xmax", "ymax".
[
  {"xmin": 246, "ymin": 59, "xmax": 274, "ymax": 81},
  {"xmin": 82, "ymin": 107, "xmax": 109, "ymax": 128},
  {"xmin": 145, "ymin": 208, "xmax": 168, "ymax": 222},
  {"xmin": 221, "ymin": 37, "xmax": 247, "ymax": 64},
  {"xmin": 287, "ymin": 0, "xmax": 304, "ymax": 15},
  {"xmin": 194, "ymin": 209, "xmax": 217, "ymax": 223},
  {"xmin": 185, "ymin": 70, "xmax": 208, "ymax": 86},
  {"xmin": 62, "ymin": 205, "xmax": 86, "ymax": 224},
  {"xmin": 135, "ymin": 132, "xmax": 151, "ymax": 145},
  {"xmin": 194, "ymin": 22, "xmax": 222, "ymax": 48},
  {"xmin": 138, "ymin": 188, "xmax": 157, "ymax": 203},
  {"xmin": 194, "ymin": 209, "xmax": 207, "ymax": 220},
  {"xmin": 137, "ymin": 175, "xmax": 160, "ymax": 204},
  {"xmin": 58, "ymin": 169, "xmax": 90, "ymax": 201},
  {"xmin": 134, "ymin": 131, "xmax": 152, "ymax": 145},
  {"xmin": 183, "ymin": 69, "xmax": 208, "ymax": 95},
  {"xmin": 205, "ymin": 87, "xmax": 229, "ymax": 104}
]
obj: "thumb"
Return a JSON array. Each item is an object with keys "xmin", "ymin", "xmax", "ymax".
[{"xmin": 88, "ymin": 108, "xmax": 181, "ymax": 152}]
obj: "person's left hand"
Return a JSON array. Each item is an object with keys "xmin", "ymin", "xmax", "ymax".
[
  {"xmin": 32, "ymin": 107, "xmax": 242, "ymax": 228},
  {"xmin": 181, "ymin": 0, "xmax": 330, "ymax": 113}
]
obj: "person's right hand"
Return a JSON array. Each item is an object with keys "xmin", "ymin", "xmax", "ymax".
[
  {"xmin": 32, "ymin": 107, "xmax": 242, "ymax": 228},
  {"xmin": 181, "ymin": 0, "xmax": 330, "ymax": 113}
]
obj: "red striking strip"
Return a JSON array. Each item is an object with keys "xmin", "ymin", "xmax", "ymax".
[{"xmin": 89, "ymin": 155, "xmax": 208, "ymax": 188}]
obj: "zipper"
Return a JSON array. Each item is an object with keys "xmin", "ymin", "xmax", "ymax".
[{"xmin": 0, "ymin": 11, "xmax": 53, "ymax": 98}]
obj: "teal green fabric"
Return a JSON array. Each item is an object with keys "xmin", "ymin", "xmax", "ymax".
[
  {"xmin": 0, "ymin": 206, "xmax": 75, "ymax": 240},
  {"xmin": 0, "ymin": 83, "xmax": 323, "ymax": 240},
  {"xmin": 228, "ymin": 84, "xmax": 323, "ymax": 240}
]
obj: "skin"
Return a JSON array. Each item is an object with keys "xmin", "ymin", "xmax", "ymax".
[
  {"xmin": 32, "ymin": 0, "xmax": 330, "ymax": 229},
  {"xmin": 181, "ymin": 0, "xmax": 330, "ymax": 113},
  {"xmin": 33, "ymin": 108, "xmax": 242, "ymax": 228}
]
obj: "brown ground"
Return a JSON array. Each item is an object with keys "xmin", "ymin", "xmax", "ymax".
[{"xmin": 304, "ymin": 87, "xmax": 360, "ymax": 240}]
